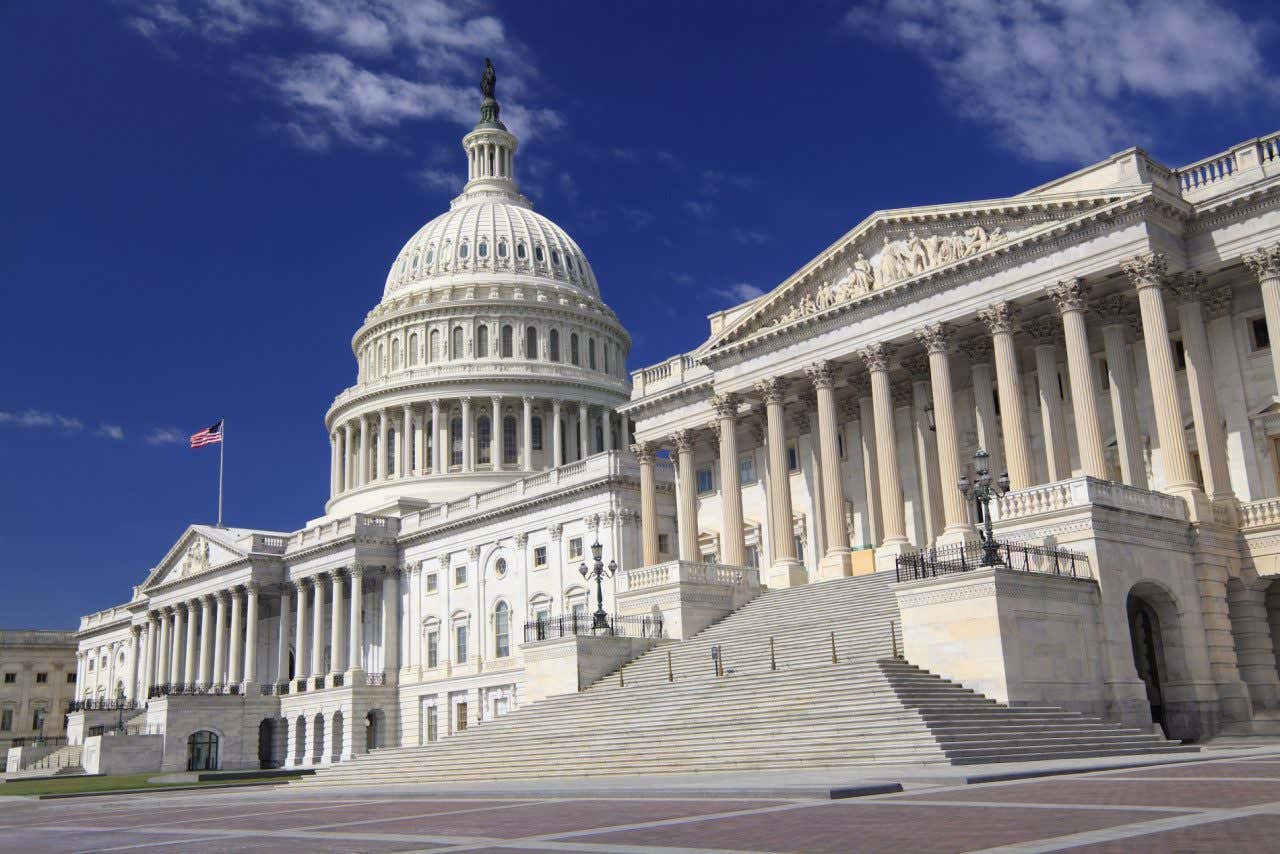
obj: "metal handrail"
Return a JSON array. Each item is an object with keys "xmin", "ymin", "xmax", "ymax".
[
  {"xmin": 523, "ymin": 613, "xmax": 665, "ymax": 642},
  {"xmin": 895, "ymin": 539, "xmax": 1088, "ymax": 583}
]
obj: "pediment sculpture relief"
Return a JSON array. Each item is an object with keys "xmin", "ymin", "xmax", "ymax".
[
  {"xmin": 179, "ymin": 539, "xmax": 210, "ymax": 578},
  {"xmin": 767, "ymin": 224, "xmax": 1013, "ymax": 330}
]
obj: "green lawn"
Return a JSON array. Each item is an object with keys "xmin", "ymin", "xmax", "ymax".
[{"xmin": 0, "ymin": 772, "xmax": 302, "ymax": 797}]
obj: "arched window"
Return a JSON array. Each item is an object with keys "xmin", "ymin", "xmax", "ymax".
[
  {"xmin": 387, "ymin": 427, "xmax": 397, "ymax": 474},
  {"xmin": 478, "ymin": 240, "xmax": 488, "ymax": 259},
  {"xmin": 458, "ymin": 241, "xmax": 470, "ymax": 259},
  {"xmin": 377, "ymin": 342, "xmax": 386, "ymax": 375},
  {"xmin": 451, "ymin": 326, "xmax": 464, "ymax": 359},
  {"xmin": 186, "ymin": 730, "xmax": 219, "ymax": 772},
  {"xmin": 477, "ymin": 415, "xmax": 491, "ymax": 464},
  {"xmin": 429, "ymin": 329, "xmax": 440, "ymax": 362},
  {"xmin": 549, "ymin": 329, "xmax": 560, "ymax": 362},
  {"xmin": 411, "ymin": 251, "xmax": 420, "ymax": 270},
  {"xmin": 603, "ymin": 343, "xmax": 610, "ymax": 374},
  {"xmin": 450, "ymin": 416, "xmax": 463, "ymax": 467},
  {"xmin": 503, "ymin": 416, "xmax": 517, "ymax": 464},
  {"xmin": 494, "ymin": 602, "xmax": 511, "ymax": 658},
  {"xmin": 525, "ymin": 326, "xmax": 538, "ymax": 359},
  {"xmin": 425, "ymin": 418, "xmax": 433, "ymax": 471},
  {"xmin": 531, "ymin": 416, "xmax": 543, "ymax": 450},
  {"xmin": 425, "ymin": 247, "xmax": 434, "ymax": 265},
  {"xmin": 391, "ymin": 338, "xmax": 401, "ymax": 370},
  {"xmin": 409, "ymin": 333, "xmax": 419, "ymax": 365},
  {"xmin": 535, "ymin": 245, "xmax": 545, "ymax": 263},
  {"xmin": 369, "ymin": 432, "xmax": 379, "ymax": 479},
  {"xmin": 551, "ymin": 250, "xmax": 561, "ymax": 267},
  {"xmin": 588, "ymin": 338, "xmax": 597, "ymax": 370},
  {"xmin": 516, "ymin": 242, "xmax": 527, "ymax": 260},
  {"xmin": 497, "ymin": 240, "xmax": 508, "ymax": 259},
  {"xmin": 476, "ymin": 325, "xmax": 489, "ymax": 358},
  {"xmin": 595, "ymin": 421, "xmax": 604, "ymax": 453},
  {"xmin": 501, "ymin": 325, "xmax": 513, "ymax": 358},
  {"xmin": 570, "ymin": 333, "xmax": 580, "ymax": 366}
]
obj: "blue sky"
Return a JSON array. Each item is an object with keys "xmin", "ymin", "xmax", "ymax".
[{"xmin": 2, "ymin": 0, "xmax": 1277, "ymax": 629}]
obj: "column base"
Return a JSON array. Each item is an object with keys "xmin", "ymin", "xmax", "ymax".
[
  {"xmin": 1168, "ymin": 484, "xmax": 1213, "ymax": 523},
  {"xmin": 346, "ymin": 668, "xmax": 365, "ymax": 687},
  {"xmin": 874, "ymin": 540, "xmax": 911, "ymax": 573},
  {"xmin": 935, "ymin": 526, "xmax": 979, "ymax": 548},
  {"xmin": 818, "ymin": 549, "xmax": 853, "ymax": 581},
  {"xmin": 766, "ymin": 559, "xmax": 808, "ymax": 589}
]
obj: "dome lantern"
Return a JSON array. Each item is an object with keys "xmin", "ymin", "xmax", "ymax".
[{"xmin": 461, "ymin": 59, "xmax": 519, "ymax": 200}]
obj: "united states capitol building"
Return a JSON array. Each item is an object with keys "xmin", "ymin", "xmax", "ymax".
[{"xmin": 41, "ymin": 68, "xmax": 1280, "ymax": 779}]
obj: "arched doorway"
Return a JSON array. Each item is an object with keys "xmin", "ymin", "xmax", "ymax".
[
  {"xmin": 1127, "ymin": 592, "xmax": 1168, "ymax": 734},
  {"xmin": 312, "ymin": 714, "xmax": 326, "ymax": 764},
  {"xmin": 186, "ymin": 730, "xmax": 219, "ymax": 772},
  {"xmin": 293, "ymin": 715, "xmax": 306, "ymax": 766},
  {"xmin": 366, "ymin": 708, "xmax": 385, "ymax": 751},
  {"xmin": 331, "ymin": 711, "xmax": 344, "ymax": 764},
  {"xmin": 258, "ymin": 718, "xmax": 284, "ymax": 769}
]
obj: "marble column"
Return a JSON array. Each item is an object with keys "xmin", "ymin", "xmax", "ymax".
[
  {"xmin": 198, "ymin": 597, "xmax": 214, "ymax": 688},
  {"xmin": 713, "ymin": 393, "xmax": 746, "ymax": 566},
  {"xmin": 276, "ymin": 586, "xmax": 291, "ymax": 686},
  {"xmin": 330, "ymin": 571, "xmax": 345, "ymax": 681},
  {"xmin": 358, "ymin": 415, "xmax": 370, "ymax": 486},
  {"xmin": 674, "ymin": 429, "xmax": 700, "ymax": 561},
  {"xmin": 161, "ymin": 607, "xmax": 176, "ymax": 686},
  {"xmin": 1097, "ymin": 296, "xmax": 1148, "ymax": 489},
  {"xmin": 1123, "ymin": 253, "xmax": 1198, "ymax": 496},
  {"xmin": 808, "ymin": 362, "xmax": 852, "ymax": 575},
  {"xmin": 960, "ymin": 337, "xmax": 1002, "ymax": 477},
  {"xmin": 212, "ymin": 592, "xmax": 228, "ymax": 688},
  {"xmin": 329, "ymin": 432, "xmax": 338, "ymax": 497},
  {"xmin": 183, "ymin": 602, "xmax": 198, "ymax": 687},
  {"xmin": 1173, "ymin": 273, "xmax": 1234, "ymax": 502},
  {"xmin": 634, "ymin": 441, "xmax": 659, "ymax": 565},
  {"xmin": 377, "ymin": 410, "xmax": 389, "ymax": 480},
  {"xmin": 401, "ymin": 404, "xmax": 412, "ymax": 477},
  {"xmin": 243, "ymin": 583, "xmax": 259, "ymax": 688},
  {"xmin": 903, "ymin": 354, "xmax": 942, "ymax": 545},
  {"xmin": 918, "ymin": 325, "xmax": 972, "ymax": 540},
  {"xmin": 552, "ymin": 399, "xmax": 564, "ymax": 467},
  {"xmin": 348, "ymin": 567, "xmax": 364, "ymax": 677},
  {"xmin": 1244, "ymin": 243, "xmax": 1280, "ymax": 394},
  {"xmin": 342, "ymin": 422, "xmax": 353, "ymax": 492},
  {"xmin": 228, "ymin": 587, "xmax": 244, "ymax": 686},
  {"xmin": 851, "ymin": 378, "xmax": 882, "ymax": 546},
  {"xmin": 492, "ymin": 396, "xmax": 504, "ymax": 470},
  {"xmin": 522, "ymin": 396, "xmax": 533, "ymax": 470},
  {"xmin": 295, "ymin": 579, "xmax": 310, "ymax": 682},
  {"xmin": 381, "ymin": 569, "xmax": 400, "ymax": 681},
  {"xmin": 126, "ymin": 627, "xmax": 140, "ymax": 701},
  {"xmin": 603, "ymin": 409, "xmax": 614, "ymax": 452},
  {"xmin": 146, "ymin": 614, "xmax": 159, "ymax": 691},
  {"xmin": 310, "ymin": 575, "xmax": 325, "ymax": 679},
  {"xmin": 579, "ymin": 403, "xmax": 590, "ymax": 460},
  {"xmin": 757, "ymin": 376, "xmax": 805, "ymax": 587},
  {"xmin": 1026, "ymin": 315, "xmax": 1069, "ymax": 482},
  {"xmin": 414, "ymin": 404, "xmax": 426, "ymax": 475},
  {"xmin": 1050, "ymin": 279, "xmax": 1108, "ymax": 479},
  {"xmin": 430, "ymin": 400, "xmax": 442, "ymax": 473},
  {"xmin": 461, "ymin": 397, "xmax": 473, "ymax": 472},
  {"xmin": 980, "ymin": 302, "xmax": 1034, "ymax": 490},
  {"xmin": 859, "ymin": 344, "xmax": 908, "ymax": 554}
]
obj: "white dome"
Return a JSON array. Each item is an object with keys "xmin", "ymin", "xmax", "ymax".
[{"xmin": 382, "ymin": 197, "xmax": 599, "ymax": 301}]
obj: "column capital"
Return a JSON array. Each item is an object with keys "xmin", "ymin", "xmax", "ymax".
[
  {"xmin": 913, "ymin": 322, "xmax": 950, "ymax": 355},
  {"xmin": 979, "ymin": 301, "xmax": 1019, "ymax": 335},
  {"xmin": 805, "ymin": 360, "xmax": 836, "ymax": 390},
  {"xmin": 1244, "ymin": 243, "xmax": 1280, "ymax": 280},
  {"xmin": 467, "ymin": 544, "xmax": 481, "ymax": 561},
  {"xmin": 1024, "ymin": 314, "xmax": 1060, "ymax": 347},
  {"xmin": 1168, "ymin": 271, "xmax": 1207, "ymax": 305},
  {"xmin": 631, "ymin": 440, "xmax": 657, "ymax": 464},
  {"xmin": 958, "ymin": 335, "xmax": 992, "ymax": 364},
  {"xmin": 350, "ymin": 563, "xmax": 365, "ymax": 579},
  {"xmin": 430, "ymin": 399, "xmax": 441, "ymax": 413},
  {"xmin": 383, "ymin": 565, "xmax": 402, "ymax": 580},
  {"xmin": 673, "ymin": 429, "xmax": 697, "ymax": 454},
  {"xmin": 711, "ymin": 391, "xmax": 740, "ymax": 418},
  {"xmin": 754, "ymin": 376, "xmax": 787, "ymax": 405},
  {"xmin": 1204, "ymin": 285, "xmax": 1234, "ymax": 320},
  {"xmin": 1093, "ymin": 292, "xmax": 1132, "ymax": 324},
  {"xmin": 855, "ymin": 342, "xmax": 894, "ymax": 373},
  {"xmin": 1121, "ymin": 252, "xmax": 1169, "ymax": 290},
  {"xmin": 214, "ymin": 591, "xmax": 229, "ymax": 604},
  {"xmin": 551, "ymin": 398, "xmax": 562, "ymax": 411},
  {"xmin": 514, "ymin": 532, "xmax": 529, "ymax": 547},
  {"xmin": 439, "ymin": 553, "xmax": 451, "ymax": 569},
  {"xmin": 1048, "ymin": 277, "xmax": 1091, "ymax": 313},
  {"xmin": 549, "ymin": 522, "xmax": 564, "ymax": 540}
]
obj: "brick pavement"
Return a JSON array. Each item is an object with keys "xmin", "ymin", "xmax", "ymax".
[{"xmin": 0, "ymin": 753, "xmax": 1278, "ymax": 852}]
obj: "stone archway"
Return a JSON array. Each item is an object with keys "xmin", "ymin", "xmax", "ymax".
[
  {"xmin": 331, "ymin": 711, "xmax": 345, "ymax": 764},
  {"xmin": 1127, "ymin": 592, "xmax": 1169, "ymax": 733},
  {"xmin": 186, "ymin": 730, "xmax": 219, "ymax": 772},
  {"xmin": 1126, "ymin": 581, "xmax": 1196, "ymax": 740},
  {"xmin": 258, "ymin": 717, "xmax": 285, "ymax": 769},
  {"xmin": 312, "ymin": 713, "xmax": 326, "ymax": 765},
  {"xmin": 293, "ymin": 715, "xmax": 306, "ymax": 766},
  {"xmin": 366, "ymin": 708, "xmax": 385, "ymax": 751}
]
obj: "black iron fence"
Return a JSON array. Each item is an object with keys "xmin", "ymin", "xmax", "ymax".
[
  {"xmin": 10, "ymin": 735, "xmax": 67, "ymax": 749},
  {"xmin": 86, "ymin": 723, "xmax": 162, "ymax": 738},
  {"xmin": 895, "ymin": 539, "xmax": 1089, "ymax": 583},
  {"xmin": 523, "ymin": 613, "xmax": 665, "ymax": 643},
  {"xmin": 69, "ymin": 698, "xmax": 139, "ymax": 712},
  {"xmin": 366, "ymin": 672, "xmax": 386, "ymax": 687},
  {"xmin": 147, "ymin": 683, "xmax": 244, "ymax": 699}
]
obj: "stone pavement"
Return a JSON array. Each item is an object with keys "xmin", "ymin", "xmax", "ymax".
[{"xmin": 2, "ymin": 747, "xmax": 1280, "ymax": 851}]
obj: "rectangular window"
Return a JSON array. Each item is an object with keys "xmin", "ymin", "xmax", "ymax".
[
  {"xmin": 425, "ymin": 572, "xmax": 438, "ymax": 593},
  {"xmin": 31, "ymin": 708, "xmax": 46, "ymax": 731},
  {"xmin": 66, "ymin": 672, "xmax": 76, "ymax": 684},
  {"xmin": 0, "ymin": 709, "xmax": 11, "ymax": 731},
  {"xmin": 745, "ymin": 545, "xmax": 760, "ymax": 569},
  {"xmin": 739, "ymin": 455, "xmax": 757, "ymax": 485},
  {"xmin": 1173, "ymin": 338, "xmax": 1187, "ymax": 371},
  {"xmin": 425, "ymin": 705, "xmax": 438, "ymax": 742},
  {"xmin": 35, "ymin": 673, "xmax": 47, "ymax": 684},
  {"xmin": 455, "ymin": 625, "xmax": 468, "ymax": 662},
  {"xmin": 569, "ymin": 537, "xmax": 583, "ymax": 559},
  {"xmin": 786, "ymin": 442, "xmax": 799, "ymax": 472},
  {"xmin": 696, "ymin": 466, "xmax": 714, "ymax": 494},
  {"xmin": 2, "ymin": 673, "xmax": 14, "ymax": 684},
  {"xmin": 572, "ymin": 602, "xmax": 587, "ymax": 620},
  {"xmin": 657, "ymin": 533, "xmax": 670, "ymax": 555},
  {"xmin": 1251, "ymin": 316, "xmax": 1271, "ymax": 351},
  {"xmin": 454, "ymin": 564, "xmax": 467, "ymax": 586},
  {"xmin": 427, "ymin": 630, "xmax": 439, "ymax": 669},
  {"xmin": 534, "ymin": 546, "xmax": 547, "ymax": 567},
  {"xmin": 793, "ymin": 534, "xmax": 805, "ymax": 563},
  {"xmin": 455, "ymin": 701, "xmax": 468, "ymax": 733},
  {"xmin": 701, "ymin": 552, "xmax": 717, "ymax": 564}
]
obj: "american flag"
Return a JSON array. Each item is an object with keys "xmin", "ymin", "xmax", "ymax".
[{"xmin": 190, "ymin": 419, "xmax": 224, "ymax": 449}]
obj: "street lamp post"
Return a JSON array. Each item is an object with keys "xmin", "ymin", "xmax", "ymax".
[
  {"xmin": 957, "ymin": 449, "xmax": 1010, "ymax": 566},
  {"xmin": 578, "ymin": 541, "xmax": 618, "ymax": 632}
]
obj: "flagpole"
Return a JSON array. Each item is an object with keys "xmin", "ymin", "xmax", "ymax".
[{"xmin": 217, "ymin": 419, "xmax": 225, "ymax": 528}]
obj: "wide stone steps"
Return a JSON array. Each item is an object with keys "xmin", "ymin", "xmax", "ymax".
[{"xmin": 5, "ymin": 744, "xmax": 84, "ymax": 778}]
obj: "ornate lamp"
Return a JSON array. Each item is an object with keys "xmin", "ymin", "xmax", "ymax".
[
  {"xmin": 578, "ymin": 541, "xmax": 618, "ymax": 632},
  {"xmin": 958, "ymin": 449, "xmax": 1009, "ymax": 566}
]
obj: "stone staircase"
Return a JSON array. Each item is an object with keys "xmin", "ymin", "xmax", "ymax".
[
  {"xmin": 3, "ymin": 744, "xmax": 84, "ymax": 779},
  {"xmin": 293, "ymin": 573, "xmax": 1192, "ymax": 788}
]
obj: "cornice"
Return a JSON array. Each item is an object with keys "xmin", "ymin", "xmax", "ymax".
[
  {"xmin": 618, "ymin": 376, "xmax": 715, "ymax": 418},
  {"xmin": 1184, "ymin": 178, "xmax": 1280, "ymax": 235}
]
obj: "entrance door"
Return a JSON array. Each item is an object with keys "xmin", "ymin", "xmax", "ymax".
[
  {"xmin": 186, "ymin": 730, "xmax": 219, "ymax": 772},
  {"xmin": 257, "ymin": 719, "xmax": 274, "ymax": 769},
  {"xmin": 455, "ymin": 701, "xmax": 468, "ymax": 733},
  {"xmin": 1127, "ymin": 594, "xmax": 1167, "ymax": 733}
]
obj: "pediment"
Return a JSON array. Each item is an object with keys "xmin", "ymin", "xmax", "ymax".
[
  {"xmin": 141, "ymin": 526, "xmax": 248, "ymax": 591},
  {"xmin": 698, "ymin": 191, "xmax": 1138, "ymax": 356}
]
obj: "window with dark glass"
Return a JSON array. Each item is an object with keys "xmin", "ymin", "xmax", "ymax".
[
  {"xmin": 532, "ymin": 416, "xmax": 544, "ymax": 450},
  {"xmin": 501, "ymin": 325, "xmax": 513, "ymax": 357},
  {"xmin": 477, "ymin": 416, "xmax": 491, "ymax": 464},
  {"xmin": 503, "ymin": 416, "xmax": 517, "ymax": 463},
  {"xmin": 525, "ymin": 326, "xmax": 538, "ymax": 358}
]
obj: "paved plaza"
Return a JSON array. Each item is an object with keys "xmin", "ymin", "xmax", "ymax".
[{"xmin": 3, "ymin": 752, "xmax": 1280, "ymax": 852}]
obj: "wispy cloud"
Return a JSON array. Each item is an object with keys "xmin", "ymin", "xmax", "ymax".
[
  {"xmin": 97, "ymin": 424, "xmax": 126, "ymax": 440},
  {"xmin": 669, "ymin": 272, "xmax": 694, "ymax": 286},
  {"xmin": 683, "ymin": 199, "xmax": 715, "ymax": 219},
  {"xmin": 712, "ymin": 283, "xmax": 765, "ymax": 303},
  {"xmin": 732, "ymin": 228, "xmax": 769, "ymax": 246},
  {"xmin": 619, "ymin": 207, "xmax": 654, "ymax": 229},
  {"xmin": 124, "ymin": 0, "xmax": 562, "ymax": 151},
  {"xmin": 415, "ymin": 166, "xmax": 464, "ymax": 193},
  {"xmin": 145, "ymin": 427, "xmax": 187, "ymax": 446},
  {"xmin": 844, "ymin": 0, "xmax": 1275, "ymax": 163},
  {"xmin": 0, "ymin": 409, "xmax": 84, "ymax": 432}
]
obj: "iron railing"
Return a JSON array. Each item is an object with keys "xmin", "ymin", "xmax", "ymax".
[
  {"xmin": 523, "ymin": 613, "xmax": 665, "ymax": 643},
  {"xmin": 86, "ymin": 723, "xmax": 162, "ymax": 738},
  {"xmin": 895, "ymin": 539, "xmax": 1089, "ymax": 583},
  {"xmin": 69, "ymin": 698, "xmax": 139, "ymax": 712},
  {"xmin": 366, "ymin": 672, "xmax": 386, "ymax": 687},
  {"xmin": 10, "ymin": 735, "xmax": 67, "ymax": 748},
  {"xmin": 147, "ymin": 683, "xmax": 245, "ymax": 699}
]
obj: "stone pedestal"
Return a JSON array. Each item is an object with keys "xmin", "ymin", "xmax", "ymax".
[{"xmin": 617, "ymin": 560, "xmax": 762, "ymax": 639}]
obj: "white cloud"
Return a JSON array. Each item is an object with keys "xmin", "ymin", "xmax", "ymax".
[
  {"xmin": 0, "ymin": 409, "xmax": 84, "ymax": 432},
  {"xmin": 683, "ymin": 199, "xmax": 715, "ymax": 219},
  {"xmin": 845, "ymin": 0, "xmax": 1274, "ymax": 163},
  {"xmin": 712, "ymin": 283, "xmax": 766, "ymax": 303},
  {"xmin": 145, "ymin": 427, "xmax": 187, "ymax": 446},
  {"xmin": 415, "ymin": 166, "xmax": 464, "ymax": 193},
  {"xmin": 125, "ymin": 0, "xmax": 562, "ymax": 151},
  {"xmin": 97, "ymin": 424, "xmax": 126, "ymax": 440},
  {"xmin": 621, "ymin": 207, "xmax": 655, "ymax": 228},
  {"xmin": 732, "ymin": 228, "xmax": 769, "ymax": 245}
]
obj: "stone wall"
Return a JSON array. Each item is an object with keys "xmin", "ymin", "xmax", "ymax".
[
  {"xmin": 520, "ymin": 634, "xmax": 660, "ymax": 704},
  {"xmin": 81, "ymin": 733, "xmax": 163, "ymax": 776}
]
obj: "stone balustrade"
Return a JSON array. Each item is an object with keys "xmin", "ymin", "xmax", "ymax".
[
  {"xmin": 1239, "ymin": 496, "xmax": 1280, "ymax": 532},
  {"xmin": 994, "ymin": 476, "xmax": 1189, "ymax": 524},
  {"xmin": 618, "ymin": 560, "xmax": 760, "ymax": 595},
  {"xmin": 1175, "ymin": 130, "xmax": 1279, "ymax": 197},
  {"xmin": 631, "ymin": 353, "xmax": 710, "ymax": 397}
]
